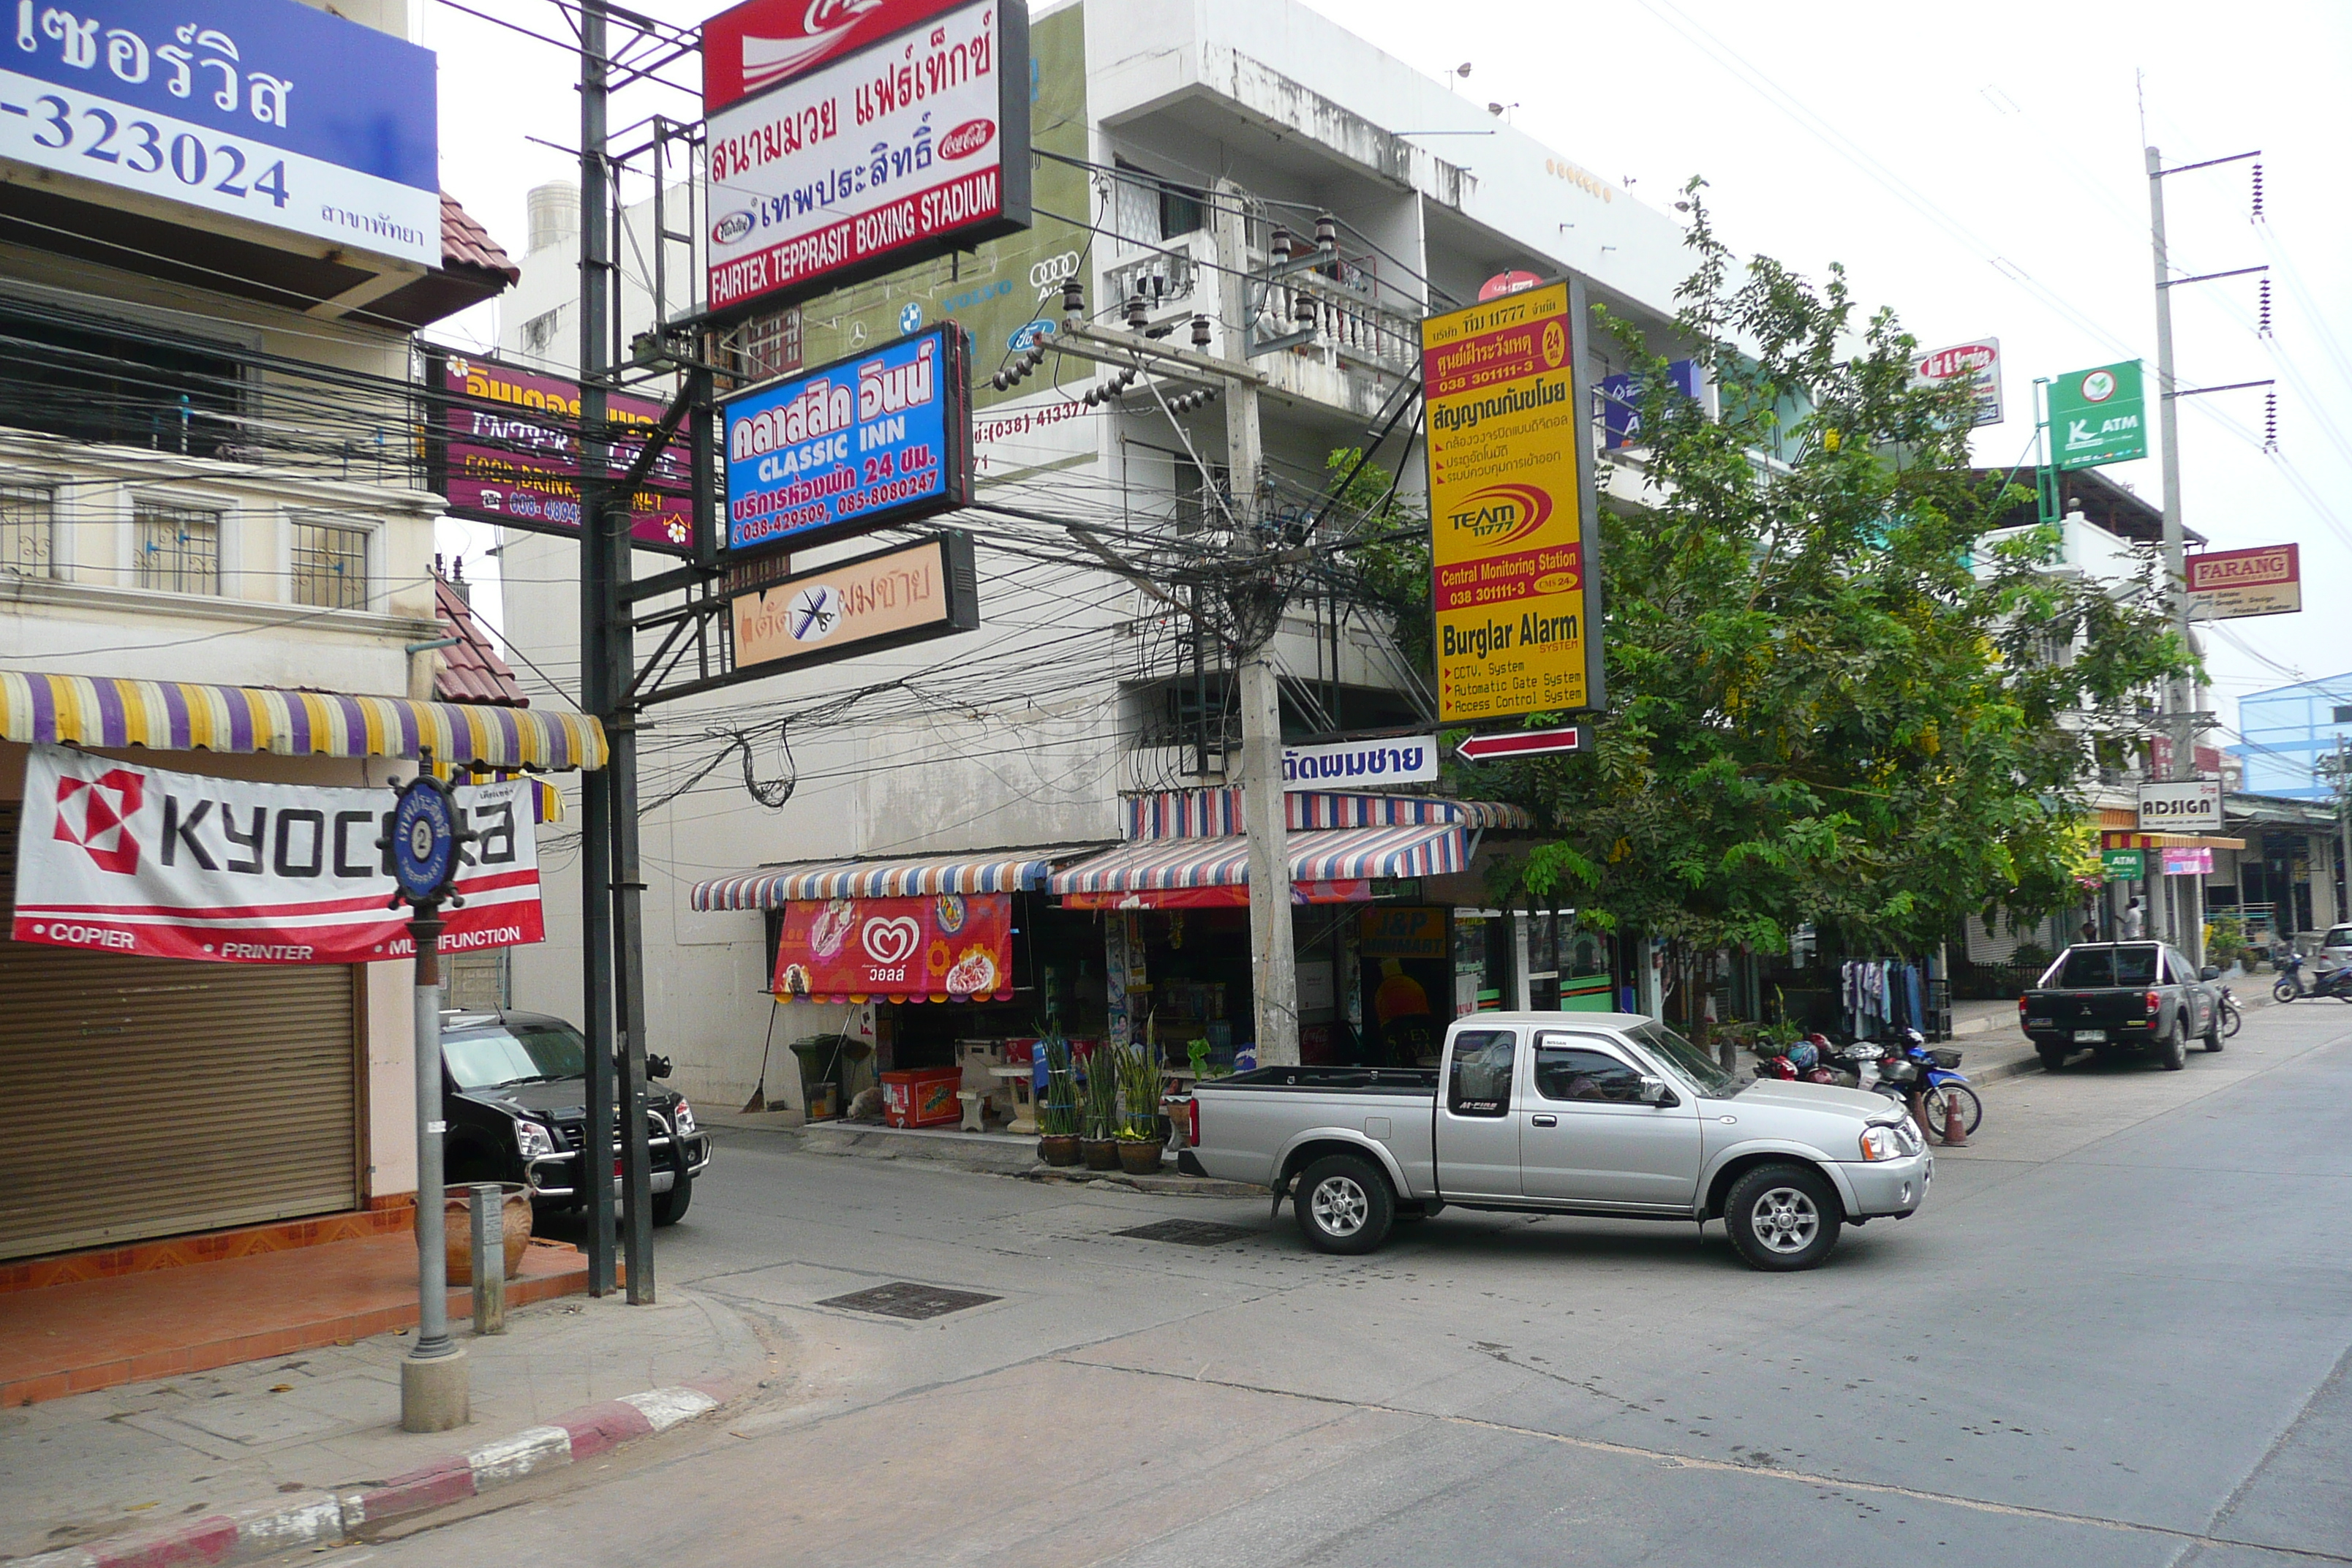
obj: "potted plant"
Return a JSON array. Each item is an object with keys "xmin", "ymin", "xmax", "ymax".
[
  {"xmin": 1114, "ymin": 1041, "xmax": 1168, "ymax": 1175},
  {"xmin": 1079, "ymin": 1045, "xmax": 1124, "ymax": 1169},
  {"xmin": 1037, "ymin": 1030, "xmax": 1081, "ymax": 1166}
]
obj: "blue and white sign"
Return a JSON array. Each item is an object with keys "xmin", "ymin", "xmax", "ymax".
[
  {"xmin": 1597, "ymin": 358, "xmax": 1702, "ymax": 451},
  {"xmin": 1281, "ymin": 735, "xmax": 1439, "ymax": 788},
  {"xmin": 0, "ymin": 0, "xmax": 439, "ymax": 266},
  {"xmin": 724, "ymin": 324, "xmax": 972, "ymax": 557}
]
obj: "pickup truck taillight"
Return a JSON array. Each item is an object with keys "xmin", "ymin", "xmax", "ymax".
[
  {"xmin": 2144, "ymin": 990, "xmax": 2161, "ymax": 1015},
  {"xmin": 2017, "ymin": 996, "xmax": 2029, "ymax": 1021},
  {"xmin": 1186, "ymin": 1097, "xmax": 1200, "ymax": 1147}
]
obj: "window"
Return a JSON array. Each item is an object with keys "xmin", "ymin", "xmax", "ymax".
[
  {"xmin": 1446, "ymin": 1029, "xmax": 1517, "ymax": 1117},
  {"xmin": 519, "ymin": 308, "xmax": 565, "ymax": 358},
  {"xmin": 1110, "ymin": 160, "xmax": 1207, "ymax": 246},
  {"xmin": 0, "ymin": 306, "xmax": 241, "ymax": 458},
  {"xmin": 1534, "ymin": 1040, "xmax": 1644, "ymax": 1103},
  {"xmin": 2048, "ymin": 945, "xmax": 2160, "ymax": 989},
  {"xmin": 722, "ymin": 309, "xmax": 802, "ymax": 382},
  {"xmin": 440, "ymin": 1022, "xmax": 587, "ymax": 1090},
  {"xmin": 2334, "ymin": 704, "xmax": 2352, "ymax": 724},
  {"xmin": 291, "ymin": 520, "xmax": 368, "ymax": 609},
  {"xmin": 0, "ymin": 483, "xmax": 56, "ymax": 577},
  {"xmin": 134, "ymin": 502, "xmax": 220, "ymax": 595}
]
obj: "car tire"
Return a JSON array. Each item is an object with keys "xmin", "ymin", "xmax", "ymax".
[
  {"xmin": 2202, "ymin": 1017, "xmax": 2223, "ymax": 1052},
  {"xmin": 1725, "ymin": 1163, "xmax": 1842, "ymax": 1273},
  {"xmin": 1294, "ymin": 1153, "xmax": 1394, "ymax": 1255},
  {"xmin": 2154, "ymin": 1023, "xmax": 2187, "ymax": 1071},
  {"xmin": 2037, "ymin": 1044, "xmax": 2068, "ymax": 1072},
  {"xmin": 652, "ymin": 1168, "xmax": 692, "ymax": 1226}
]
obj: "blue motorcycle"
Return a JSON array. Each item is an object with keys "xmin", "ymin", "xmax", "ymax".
[{"xmin": 1896, "ymin": 1031, "xmax": 1980, "ymax": 1142}]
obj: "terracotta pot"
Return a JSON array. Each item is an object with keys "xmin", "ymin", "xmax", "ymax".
[
  {"xmin": 1037, "ymin": 1134, "xmax": 1082, "ymax": 1166},
  {"xmin": 1080, "ymin": 1138, "xmax": 1123, "ymax": 1171},
  {"xmin": 1115, "ymin": 1139, "xmax": 1166, "ymax": 1176},
  {"xmin": 425, "ymin": 1183, "xmax": 533, "ymax": 1285}
]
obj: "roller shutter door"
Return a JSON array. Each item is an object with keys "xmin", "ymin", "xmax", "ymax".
[{"xmin": 0, "ymin": 803, "xmax": 361, "ymax": 1261}]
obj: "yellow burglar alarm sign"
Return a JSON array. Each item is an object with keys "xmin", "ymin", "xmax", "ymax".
[{"xmin": 1422, "ymin": 278, "xmax": 1603, "ymax": 725}]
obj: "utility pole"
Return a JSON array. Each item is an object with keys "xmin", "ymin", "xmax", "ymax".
[
  {"xmin": 2337, "ymin": 736, "xmax": 2351, "ymax": 931},
  {"xmin": 2146, "ymin": 144, "xmax": 2194, "ymax": 962},
  {"xmin": 1212, "ymin": 179, "xmax": 1299, "ymax": 1067}
]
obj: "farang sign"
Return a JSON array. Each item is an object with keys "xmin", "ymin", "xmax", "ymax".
[
  {"xmin": 1910, "ymin": 338, "xmax": 2002, "ymax": 426},
  {"xmin": 2187, "ymin": 543, "xmax": 2301, "ymax": 620},
  {"xmin": 731, "ymin": 532, "xmax": 979, "ymax": 673},
  {"xmin": 1281, "ymin": 736, "xmax": 1438, "ymax": 788},
  {"xmin": 10, "ymin": 747, "xmax": 543, "ymax": 964},
  {"xmin": 2136, "ymin": 779, "xmax": 2223, "ymax": 834},
  {"xmin": 433, "ymin": 353, "xmax": 694, "ymax": 555},
  {"xmin": 0, "ymin": 0, "xmax": 438, "ymax": 265},
  {"xmin": 1422, "ymin": 276, "xmax": 1603, "ymax": 725},
  {"xmin": 703, "ymin": 0, "xmax": 1031, "ymax": 317},
  {"xmin": 724, "ymin": 324, "xmax": 972, "ymax": 556}
]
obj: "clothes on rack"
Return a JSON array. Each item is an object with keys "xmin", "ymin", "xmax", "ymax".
[{"xmin": 1839, "ymin": 957, "xmax": 1931, "ymax": 1039}]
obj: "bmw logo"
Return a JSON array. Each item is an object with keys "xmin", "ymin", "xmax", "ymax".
[{"xmin": 899, "ymin": 301, "xmax": 924, "ymax": 335}]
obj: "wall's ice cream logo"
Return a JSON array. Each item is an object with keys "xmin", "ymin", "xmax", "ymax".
[{"xmin": 1446, "ymin": 483, "xmax": 1553, "ymax": 549}]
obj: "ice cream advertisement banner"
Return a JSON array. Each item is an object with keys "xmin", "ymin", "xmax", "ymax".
[
  {"xmin": 11, "ymin": 746, "xmax": 543, "ymax": 964},
  {"xmin": 771, "ymin": 892, "xmax": 1012, "ymax": 1003}
]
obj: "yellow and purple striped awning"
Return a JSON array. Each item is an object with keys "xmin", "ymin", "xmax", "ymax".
[
  {"xmin": 1, "ymin": 671, "xmax": 606, "ymax": 774},
  {"xmin": 690, "ymin": 852, "xmax": 1058, "ymax": 910},
  {"xmin": 1048, "ymin": 821, "xmax": 1465, "ymax": 894}
]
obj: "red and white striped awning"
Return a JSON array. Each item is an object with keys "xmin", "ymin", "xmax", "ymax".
[
  {"xmin": 690, "ymin": 851, "xmax": 1060, "ymax": 910},
  {"xmin": 1049, "ymin": 821, "xmax": 1464, "ymax": 894}
]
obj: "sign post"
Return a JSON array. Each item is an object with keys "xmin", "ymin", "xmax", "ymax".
[{"xmin": 383, "ymin": 752, "xmax": 475, "ymax": 1433}]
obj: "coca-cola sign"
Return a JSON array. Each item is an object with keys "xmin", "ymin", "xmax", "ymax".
[{"xmin": 701, "ymin": 0, "xmax": 972, "ymax": 113}]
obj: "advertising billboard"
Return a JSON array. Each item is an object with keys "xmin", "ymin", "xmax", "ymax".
[
  {"xmin": 2187, "ymin": 543, "xmax": 2301, "ymax": 620},
  {"xmin": 730, "ymin": 532, "xmax": 979, "ymax": 674},
  {"xmin": 704, "ymin": 0, "xmax": 1030, "ymax": 319},
  {"xmin": 702, "ymin": 0, "xmax": 970, "ymax": 114},
  {"xmin": 1595, "ymin": 358, "xmax": 1700, "ymax": 450},
  {"xmin": 723, "ymin": 323, "xmax": 971, "ymax": 556},
  {"xmin": 431, "ymin": 353, "xmax": 695, "ymax": 555},
  {"xmin": 769, "ymin": 891, "xmax": 1012, "ymax": 1003},
  {"xmin": 1910, "ymin": 338, "xmax": 2003, "ymax": 426},
  {"xmin": 2049, "ymin": 361, "xmax": 2147, "ymax": 471},
  {"xmin": 1421, "ymin": 278, "xmax": 1602, "ymax": 725},
  {"xmin": 2136, "ymin": 779, "xmax": 2223, "ymax": 833},
  {"xmin": 0, "ymin": 0, "xmax": 437, "ymax": 266}
]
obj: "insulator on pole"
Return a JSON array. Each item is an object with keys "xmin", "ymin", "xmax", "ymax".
[
  {"xmin": 1062, "ymin": 276, "xmax": 1085, "ymax": 318},
  {"xmin": 1270, "ymin": 227, "xmax": 1292, "ymax": 265},
  {"xmin": 2251, "ymin": 162, "xmax": 2264, "ymax": 219},
  {"xmin": 1126, "ymin": 294, "xmax": 1148, "ymax": 330},
  {"xmin": 2258, "ymin": 277, "xmax": 2273, "ymax": 336},
  {"xmin": 1191, "ymin": 314, "xmax": 1212, "ymax": 349},
  {"xmin": 1294, "ymin": 289, "xmax": 1318, "ymax": 328},
  {"xmin": 2264, "ymin": 391, "xmax": 2277, "ymax": 451},
  {"xmin": 1314, "ymin": 213, "xmax": 1338, "ymax": 251}
]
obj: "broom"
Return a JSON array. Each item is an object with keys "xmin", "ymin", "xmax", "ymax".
[{"xmin": 741, "ymin": 999, "xmax": 782, "ymax": 1112}]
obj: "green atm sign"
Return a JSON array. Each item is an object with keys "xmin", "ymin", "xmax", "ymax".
[
  {"xmin": 2101, "ymin": 847, "xmax": 2146, "ymax": 881},
  {"xmin": 2050, "ymin": 361, "xmax": 2147, "ymax": 471}
]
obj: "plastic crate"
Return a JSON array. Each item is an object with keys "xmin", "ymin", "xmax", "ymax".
[{"xmin": 880, "ymin": 1067, "xmax": 963, "ymax": 1128}]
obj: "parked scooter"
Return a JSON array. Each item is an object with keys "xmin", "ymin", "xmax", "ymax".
[
  {"xmin": 2273, "ymin": 951, "xmax": 2352, "ymax": 1003},
  {"xmin": 1894, "ymin": 1031, "xmax": 1981, "ymax": 1142},
  {"xmin": 2217, "ymin": 986, "xmax": 2243, "ymax": 1039}
]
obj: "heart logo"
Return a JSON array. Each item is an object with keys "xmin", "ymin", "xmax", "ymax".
[{"xmin": 861, "ymin": 916, "xmax": 919, "ymax": 967}]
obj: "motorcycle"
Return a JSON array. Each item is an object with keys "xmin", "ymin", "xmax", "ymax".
[
  {"xmin": 2273, "ymin": 952, "xmax": 2352, "ymax": 1003},
  {"xmin": 2217, "ymin": 986, "xmax": 2243, "ymax": 1039}
]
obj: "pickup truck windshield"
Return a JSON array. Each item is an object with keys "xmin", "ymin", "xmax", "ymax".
[
  {"xmin": 2043, "ymin": 946, "xmax": 2160, "ymax": 989},
  {"xmin": 1629, "ymin": 1020, "xmax": 1738, "ymax": 1098},
  {"xmin": 443, "ymin": 1024, "xmax": 587, "ymax": 1090}
]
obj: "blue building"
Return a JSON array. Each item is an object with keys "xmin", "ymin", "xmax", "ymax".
[{"xmin": 2234, "ymin": 674, "xmax": 2352, "ymax": 802}]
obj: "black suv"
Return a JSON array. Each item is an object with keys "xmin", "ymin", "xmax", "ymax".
[{"xmin": 440, "ymin": 1009, "xmax": 712, "ymax": 1225}]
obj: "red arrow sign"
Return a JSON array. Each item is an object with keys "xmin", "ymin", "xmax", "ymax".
[{"xmin": 1456, "ymin": 725, "xmax": 1589, "ymax": 762}]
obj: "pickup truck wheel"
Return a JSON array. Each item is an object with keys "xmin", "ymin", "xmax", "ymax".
[
  {"xmin": 652, "ymin": 1168, "xmax": 692, "ymax": 1226},
  {"xmin": 1294, "ymin": 1154, "xmax": 1393, "ymax": 1255},
  {"xmin": 1725, "ymin": 1164, "xmax": 1842, "ymax": 1272},
  {"xmin": 2202, "ymin": 1018, "xmax": 2223, "ymax": 1052},
  {"xmin": 2037, "ymin": 1044, "xmax": 2068, "ymax": 1072},
  {"xmin": 2154, "ymin": 1025, "xmax": 2187, "ymax": 1071}
]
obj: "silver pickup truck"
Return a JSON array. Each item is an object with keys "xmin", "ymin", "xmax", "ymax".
[{"xmin": 1180, "ymin": 1011, "xmax": 1931, "ymax": 1271}]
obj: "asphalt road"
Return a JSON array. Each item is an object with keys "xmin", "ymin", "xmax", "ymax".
[{"xmin": 336, "ymin": 1001, "xmax": 2352, "ymax": 1567}]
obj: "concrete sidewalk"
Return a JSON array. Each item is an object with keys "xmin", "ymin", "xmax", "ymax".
[{"xmin": 0, "ymin": 1285, "xmax": 774, "ymax": 1565}]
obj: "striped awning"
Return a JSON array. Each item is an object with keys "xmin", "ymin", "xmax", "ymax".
[
  {"xmin": 1124, "ymin": 788, "xmax": 1532, "ymax": 838},
  {"xmin": 1, "ymin": 671, "xmax": 606, "ymax": 772},
  {"xmin": 1049, "ymin": 821, "xmax": 1465, "ymax": 894},
  {"xmin": 691, "ymin": 852, "xmax": 1058, "ymax": 910}
]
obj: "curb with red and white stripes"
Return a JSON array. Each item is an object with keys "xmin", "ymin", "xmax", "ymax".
[{"xmin": 15, "ymin": 1383, "xmax": 736, "ymax": 1568}]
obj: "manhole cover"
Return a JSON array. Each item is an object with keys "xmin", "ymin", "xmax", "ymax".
[
  {"xmin": 1116, "ymin": 1218, "xmax": 1254, "ymax": 1246},
  {"xmin": 815, "ymin": 1281, "xmax": 1001, "ymax": 1320}
]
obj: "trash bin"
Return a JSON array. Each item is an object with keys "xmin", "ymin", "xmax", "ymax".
[{"xmin": 790, "ymin": 1036, "xmax": 847, "ymax": 1120}]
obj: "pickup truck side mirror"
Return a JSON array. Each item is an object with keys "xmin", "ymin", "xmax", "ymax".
[
  {"xmin": 646, "ymin": 1053, "xmax": 673, "ymax": 1080},
  {"xmin": 2199, "ymin": 965, "xmax": 2220, "ymax": 982},
  {"xmin": 1638, "ymin": 1074, "xmax": 1676, "ymax": 1107}
]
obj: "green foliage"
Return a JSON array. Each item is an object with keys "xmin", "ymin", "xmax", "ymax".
[
  {"xmin": 2205, "ymin": 916, "xmax": 2244, "ymax": 970},
  {"xmin": 1079, "ymin": 1047, "xmax": 1123, "ymax": 1141},
  {"xmin": 1346, "ymin": 182, "xmax": 2190, "ymax": 959},
  {"xmin": 1114, "ymin": 1043, "xmax": 1163, "ymax": 1139},
  {"xmin": 1039, "ymin": 1030, "xmax": 1078, "ymax": 1138}
]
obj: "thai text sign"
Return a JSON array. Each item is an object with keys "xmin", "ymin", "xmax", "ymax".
[
  {"xmin": 2049, "ymin": 361, "xmax": 2146, "ymax": 470},
  {"xmin": 1281, "ymin": 735, "xmax": 1437, "ymax": 788},
  {"xmin": 2160, "ymin": 847, "xmax": 2214, "ymax": 877},
  {"xmin": 772, "ymin": 892, "xmax": 1012, "ymax": 1003},
  {"xmin": 724, "ymin": 325, "xmax": 970, "ymax": 554},
  {"xmin": 1422, "ymin": 278, "xmax": 1600, "ymax": 723},
  {"xmin": 731, "ymin": 532, "xmax": 979, "ymax": 673},
  {"xmin": 2137, "ymin": 779, "xmax": 2223, "ymax": 833},
  {"xmin": 436, "ymin": 354, "xmax": 693, "ymax": 554},
  {"xmin": 1909, "ymin": 338, "xmax": 2002, "ymax": 426},
  {"xmin": 2187, "ymin": 543, "xmax": 2300, "ymax": 619},
  {"xmin": 701, "ymin": 0, "xmax": 970, "ymax": 113},
  {"xmin": 10, "ymin": 746, "xmax": 542, "ymax": 964},
  {"xmin": 704, "ymin": 0, "xmax": 1030, "ymax": 316},
  {"xmin": 0, "ymin": 0, "xmax": 437, "ymax": 265}
]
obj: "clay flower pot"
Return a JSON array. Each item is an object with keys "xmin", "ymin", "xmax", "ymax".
[
  {"xmin": 429, "ymin": 1183, "xmax": 533, "ymax": 1285},
  {"xmin": 1080, "ymin": 1138, "xmax": 1123, "ymax": 1171},
  {"xmin": 1115, "ymin": 1139, "xmax": 1166, "ymax": 1176},
  {"xmin": 1037, "ymin": 1134, "xmax": 1082, "ymax": 1166}
]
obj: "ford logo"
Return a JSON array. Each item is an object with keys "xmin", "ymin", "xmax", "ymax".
[
  {"xmin": 1009, "ymin": 319, "xmax": 1053, "ymax": 353},
  {"xmin": 712, "ymin": 210, "xmax": 754, "ymax": 245},
  {"xmin": 938, "ymin": 118, "xmax": 996, "ymax": 161}
]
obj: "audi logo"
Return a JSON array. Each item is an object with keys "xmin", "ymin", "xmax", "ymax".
[{"xmin": 1028, "ymin": 252, "xmax": 1080, "ymax": 291}]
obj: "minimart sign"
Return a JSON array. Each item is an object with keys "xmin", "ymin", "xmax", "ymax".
[{"xmin": 2137, "ymin": 779, "xmax": 2222, "ymax": 833}]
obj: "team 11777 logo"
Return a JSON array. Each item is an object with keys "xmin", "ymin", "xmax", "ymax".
[{"xmin": 52, "ymin": 768, "xmax": 146, "ymax": 875}]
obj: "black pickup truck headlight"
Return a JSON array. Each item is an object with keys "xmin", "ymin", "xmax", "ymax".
[
  {"xmin": 673, "ymin": 1098, "xmax": 698, "ymax": 1135},
  {"xmin": 514, "ymin": 1119, "xmax": 557, "ymax": 1159}
]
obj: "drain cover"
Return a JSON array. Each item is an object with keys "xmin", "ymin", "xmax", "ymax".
[
  {"xmin": 816, "ymin": 1281, "xmax": 1001, "ymax": 1320},
  {"xmin": 1116, "ymin": 1218, "xmax": 1254, "ymax": 1246}
]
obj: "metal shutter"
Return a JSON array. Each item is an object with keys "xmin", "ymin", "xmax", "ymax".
[{"xmin": 0, "ymin": 803, "xmax": 361, "ymax": 1260}]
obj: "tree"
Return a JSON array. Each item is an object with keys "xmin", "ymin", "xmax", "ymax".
[{"xmin": 1349, "ymin": 186, "xmax": 2188, "ymax": 987}]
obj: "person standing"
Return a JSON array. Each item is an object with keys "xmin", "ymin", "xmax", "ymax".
[{"xmin": 2121, "ymin": 897, "xmax": 2146, "ymax": 940}]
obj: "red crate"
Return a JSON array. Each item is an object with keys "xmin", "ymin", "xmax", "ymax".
[{"xmin": 880, "ymin": 1067, "xmax": 963, "ymax": 1128}]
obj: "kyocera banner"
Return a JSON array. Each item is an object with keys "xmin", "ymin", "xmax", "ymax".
[{"xmin": 10, "ymin": 747, "xmax": 543, "ymax": 964}]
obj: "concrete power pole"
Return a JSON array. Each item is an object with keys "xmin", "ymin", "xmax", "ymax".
[
  {"xmin": 1213, "ymin": 180, "xmax": 1300, "ymax": 1067},
  {"xmin": 2146, "ymin": 145, "xmax": 2204, "ymax": 965}
]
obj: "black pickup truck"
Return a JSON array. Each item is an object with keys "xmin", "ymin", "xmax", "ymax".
[
  {"xmin": 2019, "ymin": 942, "xmax": 2223, "ymax": 1073},
  {"xmin": 440, "ymin": 1009, "xmax": 712, "ymax": 1225}
]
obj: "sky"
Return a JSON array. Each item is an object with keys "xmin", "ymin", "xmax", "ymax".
[{"xmin": 416, "ymin": 0, "xmax": 2352, "ymax": 747}]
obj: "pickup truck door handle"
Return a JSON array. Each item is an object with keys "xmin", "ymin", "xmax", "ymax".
[{"xmin": 1531, "ymin": 1114, "xmax": 1558, "ymax": 1128}]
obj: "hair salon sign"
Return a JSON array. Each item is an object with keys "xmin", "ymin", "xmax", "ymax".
[{"xmin": 1281, "ymin": 736, "xmax": 1438, "ymax": 788}]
